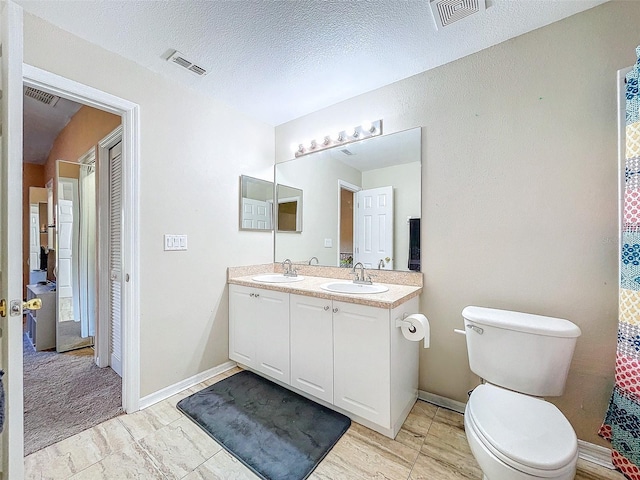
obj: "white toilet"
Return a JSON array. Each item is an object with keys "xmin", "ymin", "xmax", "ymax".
[{"xmin": 461, "ymin": 306, "xmax": 582, "ymax": 480}]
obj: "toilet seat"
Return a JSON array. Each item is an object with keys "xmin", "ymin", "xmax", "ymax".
[{"xmin": 466, "ymin": 384, "xmax": 578, "ymax": 477}]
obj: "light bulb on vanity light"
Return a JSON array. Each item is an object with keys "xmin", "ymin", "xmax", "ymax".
[{"xmin": 362, "ymin": 121, "xmax": 375, "ymax": 134}]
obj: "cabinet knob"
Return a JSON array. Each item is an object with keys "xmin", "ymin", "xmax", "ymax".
[
  {"xmin": 324, "ymin": 306, "xmax": 330, "ymax": 311},
  {"xmin": 249, "ymin": 293, "xmax": 255, "ymax": 297},
  {"xmin": 255, "ymin": 293, "xmax": 260, "ymax": 298},
  {"xmin": 332, "ymin": 307, "xmax": 338, "ymax": 313}
]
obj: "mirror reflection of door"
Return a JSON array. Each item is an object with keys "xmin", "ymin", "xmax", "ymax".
[
  {"xmin": 239, "ymin": 175, "xmax": 274, "ymax": 231},
  {"xmin": 56, "ymin": 160, "xmax": 96, "ymax": 352},
  {"xmin": 355, "ymin": 186, "xmax": 394, "ymax": 270}
]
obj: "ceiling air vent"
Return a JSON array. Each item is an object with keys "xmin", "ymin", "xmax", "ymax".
[
  {"xmin": 430, "ymin": 0, "xmax": 486, "ymax": 29},
  {"xmin": 24, "ymin": 86, "xmax": 60, "ymax": 107},
  {"xmin": 167, "ymin": 50, "xmax": 209, "ymax": 77}
]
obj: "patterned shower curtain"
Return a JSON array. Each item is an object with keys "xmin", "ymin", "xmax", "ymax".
[{"xmin": 599, "ymin": 46, "xmax": 640, "ymax": 479}]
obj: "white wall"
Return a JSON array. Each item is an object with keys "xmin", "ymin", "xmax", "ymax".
[
  {"xmin": 23, "ymin": 13, "xmax": 274, "ymax": 397},
  {"xmin": 275, "ymin": 1, "xmax": 640, "ymax": 446}
]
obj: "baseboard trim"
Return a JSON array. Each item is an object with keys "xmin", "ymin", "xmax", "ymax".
[
  {"xmin": 418, "ymin": 390, "xmax": 614, "ymax": 470},
  {"xmin": 138, "ymin": 360, "xmax": 237, "ymax": 410},
  {"xmin": 418, "ymin": 389, "xmax": 466, "ymax": 414},
  {"xmin": 577, "ymin": 439, "xmax": 614, "ymax": 469}
]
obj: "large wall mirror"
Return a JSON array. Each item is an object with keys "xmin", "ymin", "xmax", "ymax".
[
  {"xmin": 239, "ymin": 175, "xmax": 274, "ymax": 231},
  {"xmin": 56, "ymin": 159, "xmax": 96, "ymax": 352},
  {"xmin": 275, "ymin": 127, "xmax": 422, "ymax": 271}
]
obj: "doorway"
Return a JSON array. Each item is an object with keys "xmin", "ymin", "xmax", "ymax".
[
  {"xmin": 20, "ymin": 65, "xmax": 140, "ymax": 451},
  {"xmin": 22, "ymin": 94, "xmax": 126, "ymax": 453},
  {"xmin": 338, "ymin": 182, "xmax": 358, "ymax": 268}
]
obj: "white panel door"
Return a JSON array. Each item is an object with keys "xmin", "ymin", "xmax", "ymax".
[
  {"xmin": 0, "ymin": 2, "xmax": 25, "ymax": 476},
  {"xmin": 57, "ymin": 198, "xmax": 74, "ymax": 299},
  {"xmin": 333, "ymin": 300, "xmax": 391, "ymax": 427},
  {"xmin": 355, "ymin": 186, "xmax": 393, "ymax": 269},
  {"xmin": 254, "ymin": 289, "xmax": 290, "ymax": 384},
  {"xmin": 228, "ymin": 284, "xmax": 257, "ymax": 368},
  {"xmin": 290, "ymin": 294, "xmax": 334, "ymax": 403},
  {"xmin": 29, "ymin": 204, "xmax": 40, "ymax": 269}
]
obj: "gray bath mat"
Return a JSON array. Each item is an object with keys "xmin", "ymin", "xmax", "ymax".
[{"xmin": 177, "ymin": 370, "xmax": 350, "ymax": 480}]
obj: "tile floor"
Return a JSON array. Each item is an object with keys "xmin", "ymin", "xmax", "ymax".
[{"xmin": 25, "ymin": 367, "xmax": 624, "ymax": 479}]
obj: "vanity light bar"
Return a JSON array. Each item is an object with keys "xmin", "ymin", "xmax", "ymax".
[{"xmin": 293, "ymin": 119, "xmax": 383, "ymax": 158}]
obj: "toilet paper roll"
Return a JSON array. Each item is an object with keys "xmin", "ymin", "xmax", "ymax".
[{"xmin": 401, "ymin": 313, "xmax": 430, "ymax": 348}]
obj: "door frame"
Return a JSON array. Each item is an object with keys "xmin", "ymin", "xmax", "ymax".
[
  {"xmin": 2, "ymin": 2, "xmax": 25, "ymax": 475},
  {"xmin": 22, "ymin": 64, "xmax": 141, "ymax": 413},
  {"xmin": 337, "ymin": 179, "xmax": 360, "ymax": 268}
]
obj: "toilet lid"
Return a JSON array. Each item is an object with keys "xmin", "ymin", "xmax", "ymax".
[{"xmin": 467, "ymin": 384, "xmax": 577, "ymax": 471}]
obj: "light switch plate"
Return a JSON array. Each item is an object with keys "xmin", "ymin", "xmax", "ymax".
[
  {"xmin": 324, "ymin": 238, "xmax": 332, "ymax": 248},
  {"xmin": 164, "ymin": 234, "xmax": 188, "ymax": 251}
]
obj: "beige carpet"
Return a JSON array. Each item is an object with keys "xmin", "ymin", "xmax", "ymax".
[{"xmin": 23, "ymin": 335, "xmax": 123, "ymax": 456}]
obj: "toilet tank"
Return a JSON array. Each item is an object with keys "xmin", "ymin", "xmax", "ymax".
[{"xmin": 462, "ymin": 306, "xmax": 581, "ymax": 397}]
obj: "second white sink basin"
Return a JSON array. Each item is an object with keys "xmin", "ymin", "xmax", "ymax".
[
  {"xmin": 252, "ymin": 274, "xmax": 305, "ymax": 283},
  {"xmin": 320, "ymin": 281, "xmax": 389, "ymax": 294}
]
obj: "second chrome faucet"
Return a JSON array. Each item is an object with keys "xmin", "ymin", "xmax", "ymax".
[{"xmin": 352, "ymin": 262, "xmax": 373, "ymax": 285}]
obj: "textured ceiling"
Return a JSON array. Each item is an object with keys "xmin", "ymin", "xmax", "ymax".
[{"xmin": 17, "ymin": 0, "xmax": 608, "ymax": 126}]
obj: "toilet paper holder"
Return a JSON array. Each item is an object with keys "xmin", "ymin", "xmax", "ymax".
[{"xmin": 395, "ymin": 313, "xmax": 417, "ymax": 333}]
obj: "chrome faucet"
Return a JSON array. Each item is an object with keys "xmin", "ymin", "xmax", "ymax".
[
  {"xmin": 352, "ymin": 262, "xmax": 372, "ymax": 285},
  {"xmin": 378, "ymin": 258, "xmax": 385, "ymax": 270},
  {"xmin": 282, "ymin": 258, "xmax": 298, "ymax": 277},
  {"xmin": 308, "ymin": 256, "xmax": 319, "ymax": 265}
]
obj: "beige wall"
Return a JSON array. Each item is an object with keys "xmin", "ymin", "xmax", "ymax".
[
  {"xmin": 43, "ymin": 105, "xmax": 121, "ymax": 187},
  {"xmin": 22, "ymin": 164, "xmax": 45, "ymax": 296},
  {"xmin": 275, "ymin": 1, "xmax": 640, "ymax": 446},
  {"xmin": 23, "ymin": 12, "xmax": 274, "ymax": 398}
]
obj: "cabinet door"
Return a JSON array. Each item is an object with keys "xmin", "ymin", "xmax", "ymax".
[
  {"xmin": 333, "ymin": 300, "xmax": 391, "ymax": 427},
  {"xmin": 254, "ymin": 288, "xmax": 290, "ymax": 384},
  {"xmin": 290, "ymin": 294, "xmax": 333, "ymax": 403},
  {"xmin": 228, "ymin": 284, "xmax": 257, "ymax": 368}
]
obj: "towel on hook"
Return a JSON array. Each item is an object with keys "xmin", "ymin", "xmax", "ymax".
[{"xmin": 408, "ymin": 218, "xmax": 420, "ymax": 271}]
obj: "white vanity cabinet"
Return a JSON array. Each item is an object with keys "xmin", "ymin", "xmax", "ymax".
[
  {"xmin": 333, "ymin": 300, "xmax": 392, "ymax": 427},
  {"xmin": 290, "ymin": 294, "xmax": 334, "ymax": 403},
  {"xmin": 228, "ymin": 284, "xmax": 290, "ymax": 384},
  {"xmin": 229, "ymin": 281, "xmax": 421, "ymax": 438}
]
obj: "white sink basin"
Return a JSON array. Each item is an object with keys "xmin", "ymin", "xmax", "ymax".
[
  {"xmin": 252, "ymin": 274, "xmax": 305, "ymax": 283},
  {"xmin": 320, "ymin": 281, "xmax": 389, "ymax": 294}
]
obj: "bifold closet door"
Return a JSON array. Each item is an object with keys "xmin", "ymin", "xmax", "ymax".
[{"xmin": 109, "ymin": 141, "xmax": 123, "ymax": 377}]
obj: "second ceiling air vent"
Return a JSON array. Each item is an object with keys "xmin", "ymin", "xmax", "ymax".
[
  {"xmin": 167, "ymin": 50, "xmax": 209, "ymax": 77},
  {"xmin": 430, "ymin": 0, "xmax": 486, "ymax": 29}
]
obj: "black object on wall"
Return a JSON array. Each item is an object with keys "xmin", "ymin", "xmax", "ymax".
[{"xmin": 408, "ymin": 218, "xmax": 420, "ymax": 271}]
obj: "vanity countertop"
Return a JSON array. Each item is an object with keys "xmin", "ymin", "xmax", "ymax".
[{"xmin": 228, "ymin": 274, "xmax": 422, "ymax": 309}]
